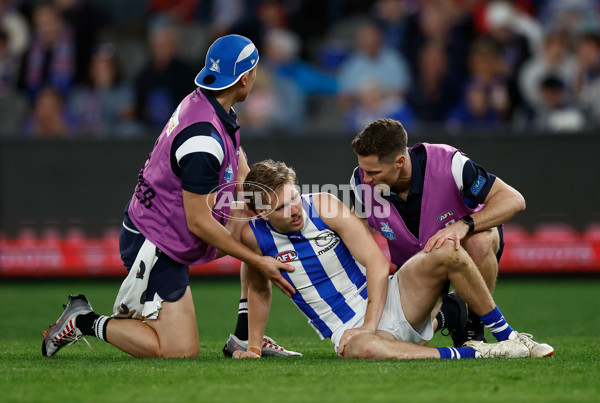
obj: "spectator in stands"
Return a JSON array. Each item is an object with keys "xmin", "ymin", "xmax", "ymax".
[
  {"xmin": 454, "ymin": 37, "xmax": 511, "ymax": 123},
  {"xmin": 484, "ymin": 0, "xmax": 532, "ymax": 117},
  {"xmin": 482, "ymin": 1, "xmax": 543, "ymax": 54},
  {"xmin": 19, "ymin": 1, "xmax": 76, "ymax": 103},
  {"xmin": 518, "ymin": 30, "xmax": 577, "ymax": 110},
  {"xmin": 337, "ymin": 21, "xmax": 411, "ymax": 113},
  {"xmin": 402, "ymin": 0, "xmax": 473, "ymax": 92},
  {"xmin": 574, "ymin": 32, "xmax": 600, "ymax": 127},
  {"xmin": 513, "ymin": 74, "xmax": 586, "ymax": 134},
  {"xmin": 263, "ymin": 28, "xmax": 337, "ymax": 97},
  {"xmin": 133, "ymin": 23, "xmax": 196, "ymax": 130},
  {"xmin": 68, "ymin": 43, "xmax": 141, "ymax": 138},
  {"xmin": 228, "ymin": 0, "xmax": 290, "ymax": 51},
  {"xmin": 406, "ymin": 40, "xmax": 459, "ymax": 124},
  {"xmin": 445, "ymin": 81, "xmax": 504, "ymax": 133},
  {"xmin": 235, "ymin": 67, "xmax": 304, "ymax": 134},
  {"xmin": 54, "ymin": 0, "xmax": 103, "ymax": 84},
  {"xmin": 370, "ymin": 0, "xmax": 409, "ymax": 54},
  {"xmin": 344, "ymin": 79, "xmax": 414, "ymax": 134},
  {"xmin": 22, "ymin": 86, "xmax": 75, "ymax": 138}
]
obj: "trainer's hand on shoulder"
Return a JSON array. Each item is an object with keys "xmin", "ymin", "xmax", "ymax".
[
  {"xmin": 337, "ymin": 326, "xmax": 375, "ymax": 358},
  {"xmin": 232, "ymin": 350, "xmax": 261, "ymax": 359},
  {"xmin": 255, "ymin": 256, "xmax": 296, "ymax": 297},
  {"xmin": 423, "ymin": 222, "xmax": 469, "ymax": 253}
]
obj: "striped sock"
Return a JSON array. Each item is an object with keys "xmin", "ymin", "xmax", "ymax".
[
  {"xmin": 480, "ymin": 307, "xmax": 514, "ymax": 341},
  {"xmin": 234, "ymin": 299, "xmax": 249, "ymax": 340},
  {"xmin": 437, "ymin": 347, "xmax": 476, "ymax": 359},
  {"xmin": 92, "ymin": 315, "xmax": 111, "ymax": 341}
]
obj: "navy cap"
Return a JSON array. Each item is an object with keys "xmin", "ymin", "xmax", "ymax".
[{"xmin": 195, "ymin": 34, "xmax": 259, "ymax": 90}]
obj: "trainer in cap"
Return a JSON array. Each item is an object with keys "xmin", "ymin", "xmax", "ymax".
[{"xmin": 195, "ymin": 34, "xmax": 259, "ymax": 91}]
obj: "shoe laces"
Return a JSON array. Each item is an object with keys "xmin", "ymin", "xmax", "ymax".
[
  {"xmin": 514, "ymin": 332, "xmax": 537, "ymax": 347},
  {"xmin": 43, "ymin": 319, "xmax": 95, "ymax": 354},
  {"xmin": 262, "ymin": 337, "xmax": 284, "ymax": 352}
]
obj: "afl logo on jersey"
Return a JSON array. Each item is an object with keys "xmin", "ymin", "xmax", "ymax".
[
  {"xmin": 276, "ymin": 250, "xmax": 298, "ymax": 263},
  {"xmin": 437, "ymin": 210, "xmax": 455, "ymax": 222},
  {"xmin": 224, "ymin": 163, "xmax": 234, "ymax": 183},
  {"xmin": 380, "ymin": 222, "xmax": 396, "ymax": 240}
]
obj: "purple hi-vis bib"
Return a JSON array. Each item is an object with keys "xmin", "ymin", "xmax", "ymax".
[
  {"xmin": 358, "ymin": 143, "xmax": 482, "ymax": 267},
  {"xmin": 128, "ymin": 89, "xmax": 240, "ymax": 265}
]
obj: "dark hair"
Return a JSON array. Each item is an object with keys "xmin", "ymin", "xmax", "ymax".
[
  {"xmin": 244, "ymin": 159, "xmax": 297, "ymax": 211},
  {"xmin": 351, "ymin": 118, "xmax": 408, "ymax": 162}
]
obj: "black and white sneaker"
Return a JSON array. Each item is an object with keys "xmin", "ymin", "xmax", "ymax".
[{"xmin": 42, "ymin": 294, "xmax": 94, "ymax": 357}]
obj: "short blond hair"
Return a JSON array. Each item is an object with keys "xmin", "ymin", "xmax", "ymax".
[{"xmin": 244, "ymin": 159, "xmax": 297, "ymax": 211}]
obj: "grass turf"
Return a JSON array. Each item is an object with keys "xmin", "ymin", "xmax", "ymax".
[{"xmin": 0, "ymin": 278, "xmax": 598, "ymax": 402}]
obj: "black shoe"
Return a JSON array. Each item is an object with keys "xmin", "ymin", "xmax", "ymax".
[
  {"xmin": 460, "ymin": 310, "xmax": 487, "ymax": 347},
  {"xmin": 440, "ymin": 292, "xmax": 470, "ymax": 347}
]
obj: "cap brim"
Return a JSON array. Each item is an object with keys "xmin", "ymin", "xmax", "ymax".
[
  {"xmin": 194, "ymin": 60, "xmax": 258, "ymax": 91},
  {"xmin": 194, "ymin": 67, "xmax": 242, "ymax": 90}
]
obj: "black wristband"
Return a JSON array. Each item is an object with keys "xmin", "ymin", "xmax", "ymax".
[{"xmin": 461, "ymin": 215, "xmax": 475, "ymax": 233}]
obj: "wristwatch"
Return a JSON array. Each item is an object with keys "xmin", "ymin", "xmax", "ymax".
[{"xmin": 461, "ymin": 215, "xmax": 475, "ymax": 233}]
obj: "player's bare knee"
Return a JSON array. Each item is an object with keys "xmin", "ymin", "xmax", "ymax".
[
  {"xmin": 432, "ymin": 241, "xmax": 471, "ymax": 274},
  {"xmin": 429, "ymin": 240, "xmax": 463, "ymax": 268},
  {"xmin": 343, "ymin": 334, "xmax": 378, "ymax": 359}
]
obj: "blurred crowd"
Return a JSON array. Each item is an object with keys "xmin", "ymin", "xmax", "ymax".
[{"xmin": 1, "ymin": 0, "xmax": 600, "ymax": 138}]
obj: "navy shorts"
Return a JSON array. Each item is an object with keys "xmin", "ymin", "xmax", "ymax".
[{"xmin": 119, "ymin": 213, "xmax": 189, "ymax": 303}]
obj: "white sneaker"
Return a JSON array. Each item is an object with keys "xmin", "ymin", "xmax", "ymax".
[
  {"xmin": 464, "ymin": 340, "xmax": 529, "ymax": 358},
  {"xmin": 509, "ymin": 331, "xmax": 554, "ymax": 357},
  {"xmin": 42, "ymin": 294, "xmax": 95, "ymax": 357},
  {"xmin": 223, "ymin": 334, "xmax": 302, "ymax": 357}
]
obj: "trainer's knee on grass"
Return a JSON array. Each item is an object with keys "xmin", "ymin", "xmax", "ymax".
[{"xmin": 159, "ymin": 343, "xmax": 199, "ymax": 359}]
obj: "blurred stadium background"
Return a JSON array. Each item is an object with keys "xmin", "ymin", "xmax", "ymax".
[{"xmin": 1, "ymin": 0, "xmax": 599, "ymax": 278}]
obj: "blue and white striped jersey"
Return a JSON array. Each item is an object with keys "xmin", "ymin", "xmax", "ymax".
[{"xmin": 249, "ymin": 194, "xmax": 368, "ymax": 339}]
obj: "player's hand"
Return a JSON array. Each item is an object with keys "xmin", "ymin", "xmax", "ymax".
[
  {"xmin": 232, "ymin": 350, "xmax": 261, "ymax": 359},
  {"xmin": 423, "ymin": 221, "xmax": 470, "ymax": 253},
  {"xmin": 337, "ymin": 326, "xmax": 375, "ymax": 357},
  {"xmin": 255, "ymin": 256, "xmax": 296, "ymax": 297}
]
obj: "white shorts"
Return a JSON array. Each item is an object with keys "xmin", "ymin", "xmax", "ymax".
[{"xmin": 330, "ymin": 272, "xmax": 434, "ymax": 353}]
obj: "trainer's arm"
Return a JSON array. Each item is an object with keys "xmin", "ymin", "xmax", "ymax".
[
  {"xmin": 314, "ymin": 193, "xmax": 390, "ymax": 356},
  {"xmin": 235, "ymin": 147, "xmax": 250, "ymax": 197},
  {"xmin": 183, "ymin": 190, "xmax": 295, "ymax": 296},
  {"xmin": 424, "ymin": 178, "xmax": 526, "ymax": 252},
  {"xmin": 233, "ymin": 224, "xmax": 272, "ymax": 359}
]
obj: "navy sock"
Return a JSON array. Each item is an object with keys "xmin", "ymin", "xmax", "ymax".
[
  {"xmin": 233, "ymin": 299, "xmax": 248, "ymax": 340},
  {"xmin": 437, "ymin": 347, "xmax": 476, "ymax": 359},
  {"xmin": 480, "ymin": 307, "xmax": 514, "ymax": 341}
]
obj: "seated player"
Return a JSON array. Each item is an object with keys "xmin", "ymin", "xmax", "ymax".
[{"xmin": 231, "ymin": 160, "xmax": 554, "ymax": 360}]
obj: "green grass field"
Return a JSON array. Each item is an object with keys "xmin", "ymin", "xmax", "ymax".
[{"xmin": 1, "ymin": 278, "xmax": 598, "ymax": 402}]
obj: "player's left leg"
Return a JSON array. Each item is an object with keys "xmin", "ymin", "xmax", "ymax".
[
  {"xmin": 396, "ymin": 239, "xmax": 553, "ymax": 357},
  {"xmin": 342, "ymin": 326, "xmax": 528, "ymax": 360}
]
